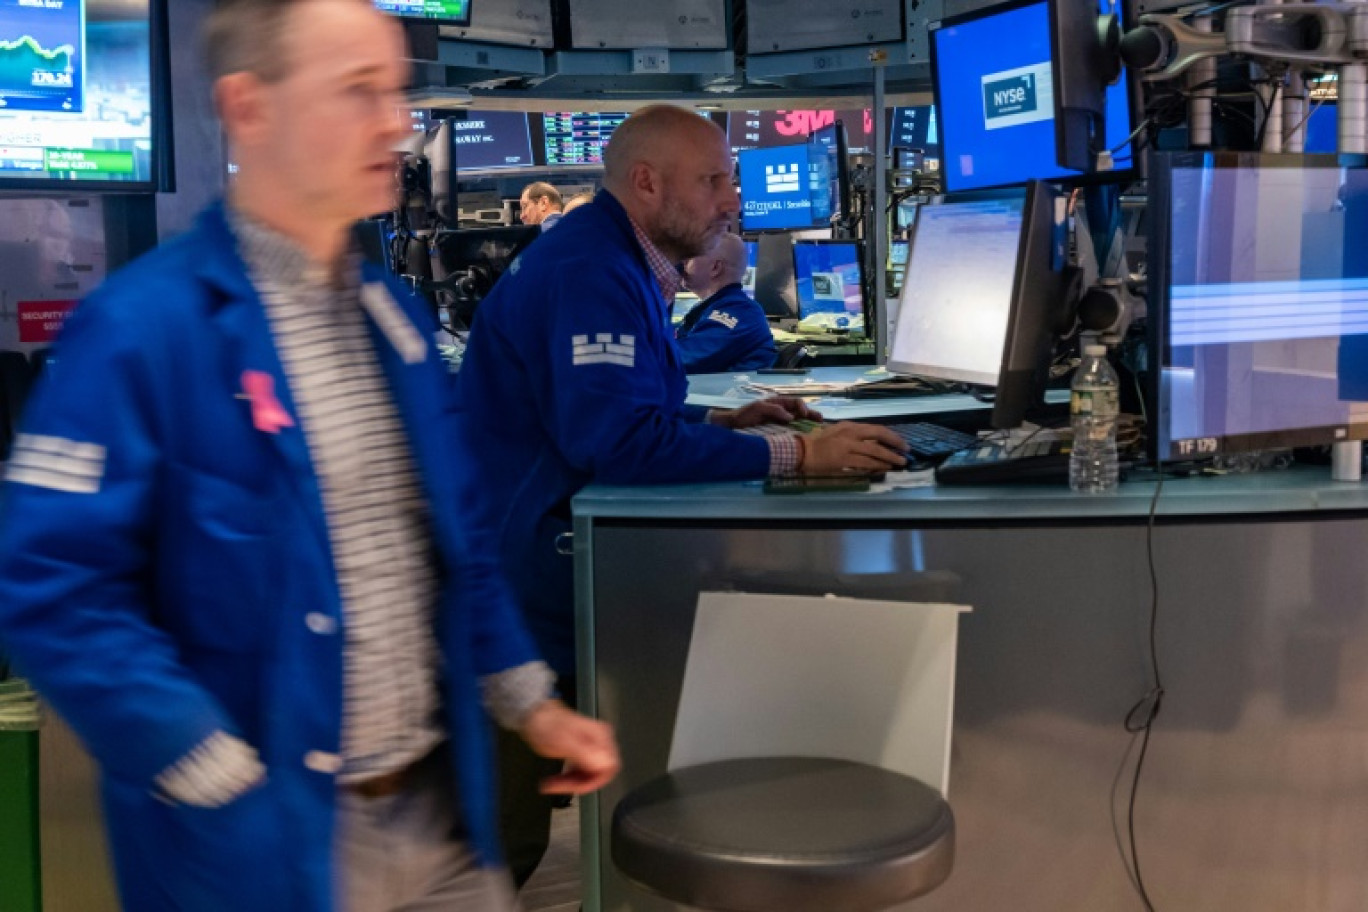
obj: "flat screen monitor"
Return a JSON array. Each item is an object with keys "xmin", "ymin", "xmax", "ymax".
[
  {"xmin": 541, "ymin": 111, "xmax": 627, "ymax": 166},
  {"xmin": 888, "ymin": 106, "xmax": 940, "ymax": 156},
  {"xmin": 431, "ymin": 224, "xmax": 540, "ymax": 324},
  {"xmin": 374, "ymin": 1, "xmax": 471, "ymax": 23},
  {"xmin": 0, "ymin": 0, "xmax": 168, "ymax": 191},
  {"xmin": 451, "ymin": 110, "xmax": 534, "ymax": 171},
  {"xmin": 1305, "ymin": 103, "xmax": 1337, "ymax": 154},
  {"xmin": 742, "ymin": 239, "xmax": 758, "ymax": 294},
  {"xmin": 808, "ymin": 122, "xmax": 851, "ymax": 226},
  {"xmin": 753, "ymin": 232, "xmax": 798, "ymax": 318},
  {"xmin": 793, "ymin": 240, "xmax": 863, "ymax": 321},
  {"xmin": 738, "ymin": 143, "xmax": 815, "ymax": 232},
  {"xmin": 929, "ymin": 0, "xmax": 1135, "ymax": 193},
  {"xmin": 1148, "ymin": 152, "xmax": 1368, "ymax": 461},
  {"xmin": 889, "ymin": 181, "xmax": 1065, "ymax": 428}
]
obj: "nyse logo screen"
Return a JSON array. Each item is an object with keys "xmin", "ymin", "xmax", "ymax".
[{"xmin": 980, "ymin": 63, "xmax": 1053, "ymax": 131}]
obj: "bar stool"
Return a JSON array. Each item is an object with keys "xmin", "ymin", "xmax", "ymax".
[
  {"xmin": 611, "ymin": 755, "xmax": 954, "ymax": 912},
  {"xmin": 610, "ymin": 581, "xmax": 966, "ymax": 911}
]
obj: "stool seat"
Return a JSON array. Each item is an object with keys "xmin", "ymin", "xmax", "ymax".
[{"xmin": 611, "ymin": 757, "xmax": 954, "ymax": 912}]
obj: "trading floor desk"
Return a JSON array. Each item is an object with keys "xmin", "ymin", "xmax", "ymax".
[
  {"xmin": 685, "ymin": 365, "xmax": 1026, "ymax": 421},
  {"xmin": 572, "ymin": 468, "xmax": 1368, "ymax": 912}
]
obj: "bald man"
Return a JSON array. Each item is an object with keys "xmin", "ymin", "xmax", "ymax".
[
  {"xmin": 452, "ymin": 105, "xmax": 908, "ymax": 886},
  {"xmin": 677, "ymin": 232, "xmax": 776, "ymax": 373}
]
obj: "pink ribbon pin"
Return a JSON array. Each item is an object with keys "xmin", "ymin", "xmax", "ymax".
[{"xmin": 241, "ymin": 370, "xmax": 295, "ymax": 435}]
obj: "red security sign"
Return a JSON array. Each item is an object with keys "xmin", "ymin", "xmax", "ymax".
[{"xmin": 18, "ymin": 300, "xmax": 78, "ymax": 344}]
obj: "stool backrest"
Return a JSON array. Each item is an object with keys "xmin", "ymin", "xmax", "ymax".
[{"xmin": 668, "ymin": 591, "xmax": 970, "ymax": 795}]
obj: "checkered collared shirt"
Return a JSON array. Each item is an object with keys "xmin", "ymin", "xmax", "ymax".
[{"xmin": 626, "ymin": 217, "xmax": 800, "ymax": 474}]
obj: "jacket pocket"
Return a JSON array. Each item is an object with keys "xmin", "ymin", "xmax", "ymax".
[{"xmin": 154, "ymin": 464, "xmax": 289, "ymax": 654}]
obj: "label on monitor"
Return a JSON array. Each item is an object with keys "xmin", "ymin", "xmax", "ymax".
[{"xmin": 980, "ymin": 63, "xmax": 1053, "ymax": 131}]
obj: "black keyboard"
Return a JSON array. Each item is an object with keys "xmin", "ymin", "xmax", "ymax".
[
  {"xmin": 934, "ymin": 438, "xmax": 1072, "ymax": 485},
  {"xmin": 885, "ymin": 422, "xmax": 979, "ymax": 460}
]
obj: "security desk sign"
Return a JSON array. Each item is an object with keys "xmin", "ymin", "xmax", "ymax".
[
  {"xmin": 18, "ymin": 300, "xmax": 77, "ymax": 344},
  {"xmin": 981, "ymin": 62, "xmax": 1054, "ymax": 131}
]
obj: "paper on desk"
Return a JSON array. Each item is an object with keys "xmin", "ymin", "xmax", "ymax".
[
  {"xmin": 866, "ymin": 468, "xmax": 937, "ymax": 492},
  {"xmin": 669, "ymin": 592, "xmax": 971, "ymax": 795}
]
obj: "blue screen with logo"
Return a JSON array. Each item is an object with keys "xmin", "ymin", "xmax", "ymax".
[
  {"xmin": 739, "ymin": 144, "xmax": 816, "ymax": 232},
  {"xmin": 931, "ymin": 0, "xmax": 1133, "ymax": 192},
  {"xmin": 793, "ymin": 241, "xmax": 863, "ymax": 319}
]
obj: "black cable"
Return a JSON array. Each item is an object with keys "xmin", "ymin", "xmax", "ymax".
[{"xmin": 1116, "ymin": 469, "xmax": 1166, "ymax": 912}]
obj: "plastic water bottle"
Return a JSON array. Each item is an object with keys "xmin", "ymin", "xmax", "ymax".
[{"xmin": 1070, "ymin": 344, "xmax": 1120, "ymax": 494}]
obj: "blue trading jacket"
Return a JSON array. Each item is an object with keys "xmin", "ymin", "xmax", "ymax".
[
  {"xmin": 454, "ymin": 191, "xmax": 772, "ymax": 674},
  {"xmin": 675, "ymin": 282, "xmax": 777, "ymax": 374},
  {"xmin": 0, "ymin": 203, "xmax": 540, "ymax": 911}
]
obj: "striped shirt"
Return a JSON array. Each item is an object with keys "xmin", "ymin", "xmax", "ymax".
[
  {"xmin": 155, "ymin": 212, "xmax": 554, "ymax": 806},
  {"xmin": 627, "ymin": 217, "xmax": 800, "ymax": 473},
  {"xmin": 233, "ymin": 213, "xmax": 445, "ymax": 784}
]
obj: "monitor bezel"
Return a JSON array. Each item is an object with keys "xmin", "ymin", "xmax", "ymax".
[{"xmin": 928, "ymin": 0, "xmax": 1139, "ymax": 194}]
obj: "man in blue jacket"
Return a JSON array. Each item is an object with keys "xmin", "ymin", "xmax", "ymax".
[
  {"xmin": 454, "ymin": 104, "xmax": 909, "ymax": 885},
  {"xmin": 0, "ymin": 2, "xmax": 617, "ymax": 910},
  {"xmin": 677, "ymin": 232, "xmax": 776, "ymax": 373}
]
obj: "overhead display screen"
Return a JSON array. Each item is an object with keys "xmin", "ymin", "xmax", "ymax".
[
  {"xmin": 451, "ymin": 110, "xmax": 534, "ymax": 170},
  {"xmin": 0, "ymin": 0, "xmax": 163, "ymax": 188},
  {"xmin": 374, "ymin": 0, "xmax": 472, "ymax": 23},
  {"xmin": 541, "ymin": 111, "xmax": 627, "ymax": 166}
]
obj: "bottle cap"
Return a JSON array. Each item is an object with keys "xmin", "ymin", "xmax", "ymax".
[{"xmin": 1084, "ymin": 344, "xmax": 1107, "ymax": 357}]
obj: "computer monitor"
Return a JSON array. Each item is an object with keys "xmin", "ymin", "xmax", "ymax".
[
  {"xmin": 1305, "ymin": 103, "xmax": 1338, "ymax": 154},
  {"xmin": 451, "ymin": 111, "xmax": 535, "ymax": 171},
  {"xmin": 929, "ymin": 0, "xmax": 1136, "ymax": 193},
  {"xmin": 431, "ymin": 225, "xmax": 541, "ymax": 325},
  {"xmin": 1049, "ymin": 0, "xmax": 1121, "ymax": 172},
  {"xmin": 738, "ymin": 143, "xmax": 816, "ymax": 232},
  {"xmin": 753, "ymin": 232, "xmax": 799, "ymax": 318},
  {"xmin": 889, "ymin": 181, "xmax": 1067, "ymax": 428},
  {"xmin": 1147, "ymin": 152, "xmax": 1368, "ymax": 462},
  {"xmin": 354, "ymin": 220, "xmax": 394, "ymax": 272},
  {"xmin": 792, "ymin": 240, "xmax": 864, "ymax": 321},
  {"xmin": 742, "ymin": 240, "xmax": 759, "ymax": 294},
  {"xmin": 809, "ymin": 122, "xmax": 852, "ymax": 227}
]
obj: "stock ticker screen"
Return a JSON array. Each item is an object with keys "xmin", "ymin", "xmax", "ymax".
[{"xmin": 541, "ymin": 111, "xmax": 628, "ymax": 166}]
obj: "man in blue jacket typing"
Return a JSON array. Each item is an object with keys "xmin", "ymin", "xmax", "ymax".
[
  {"xmin": 0, "ymin": 2, "xmax": 617, "ymax": 910},
  {"xmin": 454, "ymin": 104, "xmax": 909, "ymax": 886},
  {"xmin": 676, "ymin": 232, "xmax": 776, "ymax": 373}
]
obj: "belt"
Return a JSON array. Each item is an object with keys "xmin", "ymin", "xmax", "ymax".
[{"xmin": 345, "ymin": 746, "xmax": 442, "ymax": 799}]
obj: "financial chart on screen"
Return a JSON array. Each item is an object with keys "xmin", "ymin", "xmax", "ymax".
[
  {"xmin": 0, "ymin": 0, "xmax": 159, "ymax": 186},
  {"xmin": 542, "ymin": 111, "xmax": 628, "ymax": 166}
]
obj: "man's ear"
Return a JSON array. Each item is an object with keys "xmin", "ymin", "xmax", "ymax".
[
  {"xmin": 628, "ymin": 161, "xmax": 661, "ymax": 204},
  {"xmin": 216, "ymin": 72, "xmax": 271, "ymax": 151}
]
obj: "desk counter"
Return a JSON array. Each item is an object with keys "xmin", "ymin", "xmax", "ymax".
[{"xmin": 573, "ymin": 467, "xmax": 1368, "ymax": 912}]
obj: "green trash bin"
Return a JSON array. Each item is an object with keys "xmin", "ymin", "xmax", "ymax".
[{"xmin": 0, "ymin": 677, "xmax": 43, "ymax": 912}]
